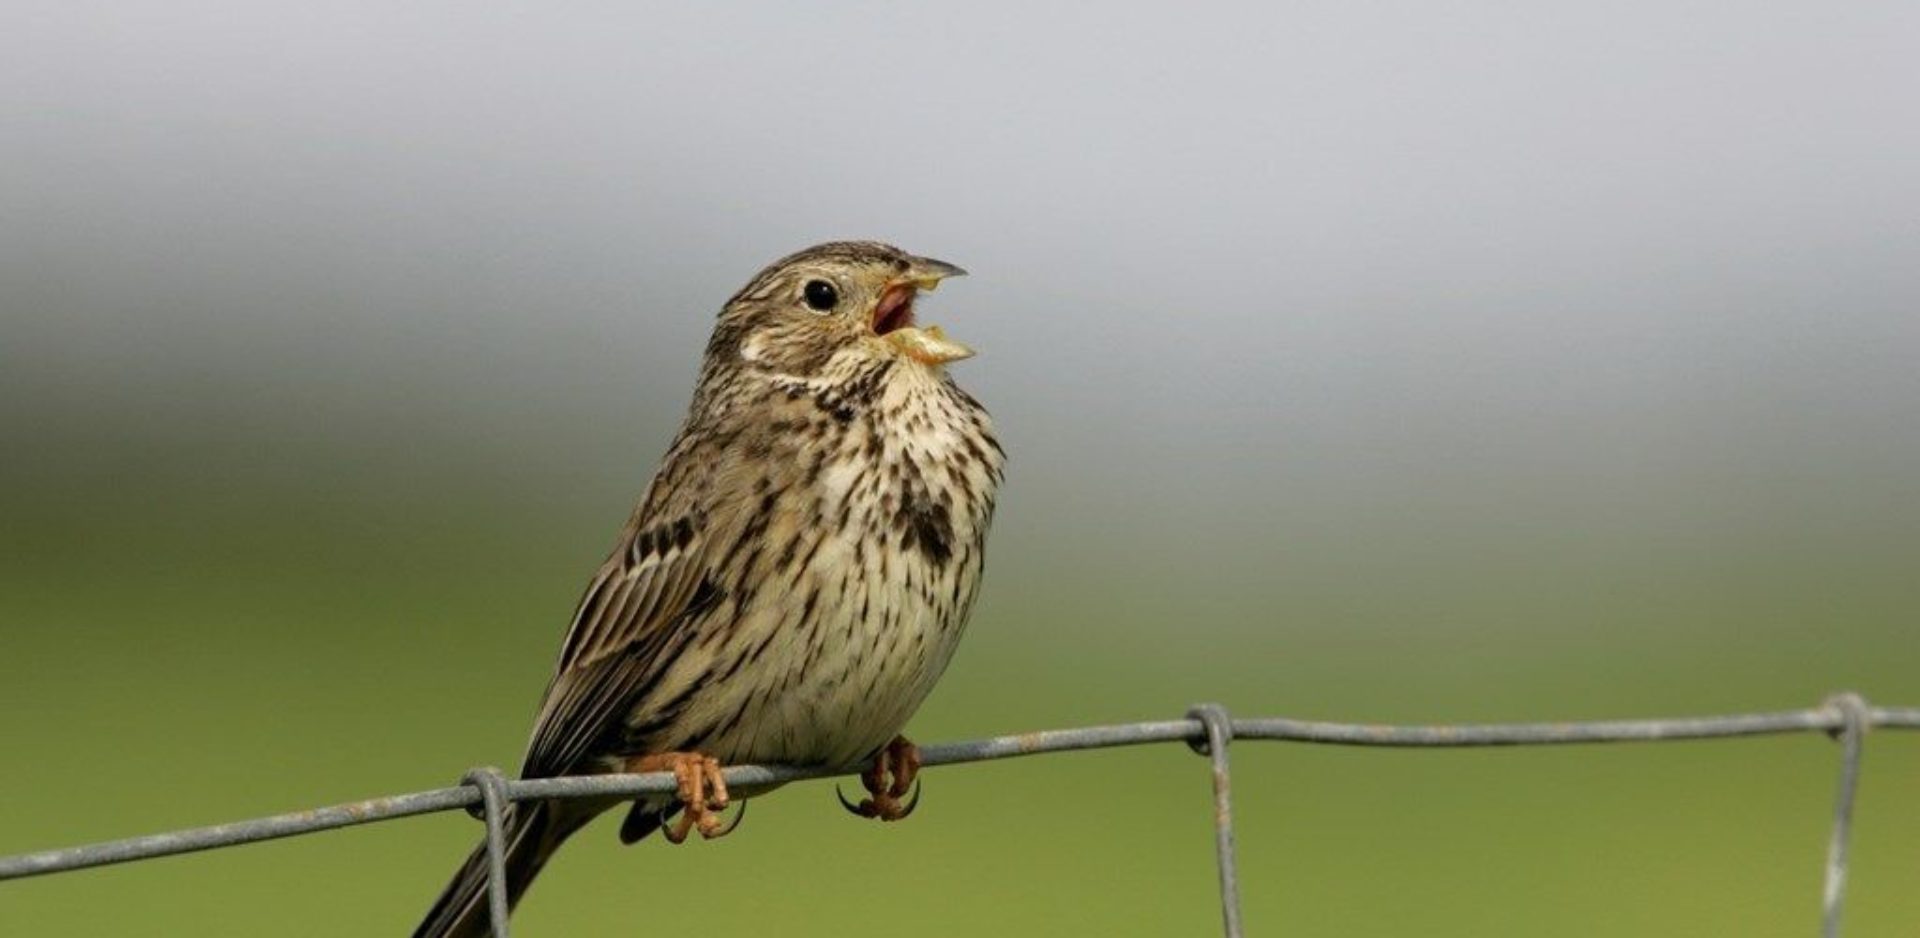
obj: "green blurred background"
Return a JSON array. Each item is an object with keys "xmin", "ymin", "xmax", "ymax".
[{"xmin": 3, "ymin": 2, "xmax": 1917, "ymax": 935}]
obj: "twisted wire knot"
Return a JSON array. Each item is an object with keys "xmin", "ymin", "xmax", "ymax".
[
  {"xmin": 1822, "ymin": 692, "xmax": 1870, "ymax": 742},
  {"xmin": 1186, "ymin": 703, "xmax": 1234, "ymax": 758}
]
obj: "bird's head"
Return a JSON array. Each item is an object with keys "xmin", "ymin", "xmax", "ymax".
[{"xmin": 707, "ymin": 241, "xmax": 972, "ymax": 378}]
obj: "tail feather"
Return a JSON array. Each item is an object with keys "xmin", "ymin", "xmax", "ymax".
[{"xmin": 413, "ymin": 801, "xmax": 581, "ymax": 938}]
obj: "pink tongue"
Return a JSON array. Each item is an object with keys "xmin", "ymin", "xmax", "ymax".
[{"xmin": 876, "ymin": 295, "xmax": 913, "ymax": 335}]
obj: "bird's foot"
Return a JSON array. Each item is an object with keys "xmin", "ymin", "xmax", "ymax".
[
  {"xmin": 838, "ymin": 735, "xmax": 922, "ymax": 822},
  {"xmin": 625, "ymin": 751, "xmax": 737, "ymax": 843}
]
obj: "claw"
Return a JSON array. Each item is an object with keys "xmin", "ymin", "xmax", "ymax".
[
  {"xmin": 895, "ymin": 778, "xmax": 922, "ymax": 820},
  {"xmin": 836, "ymin": 784, "xmax": 867, "ymax": 817},
  {"xmin": 710, "ymin": 799, "xmax": 748, "ymax": 838}
]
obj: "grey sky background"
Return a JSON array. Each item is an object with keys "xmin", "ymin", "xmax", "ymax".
[{"xmin": 4, "ymin": 1, "xmax": 1916, "ymax": 637}]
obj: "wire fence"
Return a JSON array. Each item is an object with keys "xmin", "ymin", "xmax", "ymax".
[{"xmin": 2, "ymin": 692, "xmax": 1914, "ymax": 937}]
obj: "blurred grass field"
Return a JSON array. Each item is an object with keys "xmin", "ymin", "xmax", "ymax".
[{"xmin": 2, "ymin": 441, "xmax": 1914, "ymax": 936}]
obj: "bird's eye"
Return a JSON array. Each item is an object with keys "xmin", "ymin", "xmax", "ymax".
[{"xmin": 802, "ymin": 279, "xmax": 839, "ymax": 312}]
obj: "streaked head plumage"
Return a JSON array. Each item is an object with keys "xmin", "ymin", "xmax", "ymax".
[{"xmin": 706, "ymin": 241, "xmax": 972, "ymax": 377}]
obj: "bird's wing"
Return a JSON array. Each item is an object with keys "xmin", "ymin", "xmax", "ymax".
[{"xmin": 518, "ymin": 505, "xmax": 718, "ymax": 779}]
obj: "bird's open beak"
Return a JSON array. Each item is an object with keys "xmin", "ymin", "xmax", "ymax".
[{"xmin": 874, "ymin": 257, "xmax": 973, "ymax": 365}]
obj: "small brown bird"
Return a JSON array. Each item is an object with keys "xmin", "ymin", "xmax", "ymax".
[{"xmin": 415, "ymin": 242, "xmax": 1003, "ymax": 937}]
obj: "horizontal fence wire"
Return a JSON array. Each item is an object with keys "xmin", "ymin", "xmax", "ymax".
[{"xmin": 2, "ymin": 694, "xmax": 1916, "ymax": 937}]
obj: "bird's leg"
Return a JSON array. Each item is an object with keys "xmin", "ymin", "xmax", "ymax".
[
  {"xmin": 884, "ymin": 736, "xmax": 920, "ymax": 799},
  {"xmin": 840, "ymin": 735, "xmax": 922, "ymax": 822},
  {"xmin": 625, "ymin": 752, "xmax": 733, "ymax": 843}
]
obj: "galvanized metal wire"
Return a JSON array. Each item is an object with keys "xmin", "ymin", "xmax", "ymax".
[
  {"xmin": 2, "ymin": 694, "xmax": 1916, "ymax": 937},
  {"xmin": 1187, "ymin": 704, "xmax": 1243, "ymax": 938},
  {"xmin": 458, "ymin": 767, "xmax": 512, "ymax": 938},
  {"xmin": 1820, "ymin": 693, "xmax": 1871, "ymax": 938}
]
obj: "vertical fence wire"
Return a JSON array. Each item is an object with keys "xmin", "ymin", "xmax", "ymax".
[
  {"xmin": 459, "ymin": 767, "xmax": 512, "ymax": 938},
  {"xmin": 1821, "ymin": 694, "xmax": 1869, "ymax": 938},
  {"xmin": 1188, "ymin": 704, "xmax": 1244, "ymax": 938}
]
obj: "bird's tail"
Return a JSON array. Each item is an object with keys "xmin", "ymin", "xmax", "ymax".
[{"xmin": 413, "ymin": 800, "xmax": 585, "ymax": 938}]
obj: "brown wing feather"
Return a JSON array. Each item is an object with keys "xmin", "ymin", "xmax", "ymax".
[{"xmin": 518, "ymin": 505, "xmax": 713, "ymax": 778}]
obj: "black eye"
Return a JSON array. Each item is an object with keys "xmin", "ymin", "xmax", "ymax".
[{"xmin": 803, "ymin": 279, "xmax": 839, "ymax": 311}]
